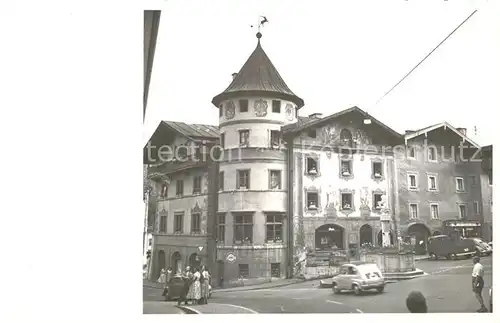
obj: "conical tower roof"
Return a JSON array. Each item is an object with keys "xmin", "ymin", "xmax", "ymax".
[{"xmin": 212, "ymin": 33, "xmax": 304, "ymax": 108}]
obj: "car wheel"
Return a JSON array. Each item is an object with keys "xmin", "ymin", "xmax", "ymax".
[
  {"xmin": 332, "ymin": 284, "xmax": 340, "ymax": 294},
  {"xmin": 353, "ymin": 285, "xmax": 361, "ymax": 296},
  {"xmin": 429, "ymin": 253, "xmax": 437, "ymax": 260},
  {"xmin": 376, "ymin": 287, "xmax": 384, "ymax": 293},
  {"xmin": 449, "ymin": 253, "xmax": 457, "ymax": 260}
]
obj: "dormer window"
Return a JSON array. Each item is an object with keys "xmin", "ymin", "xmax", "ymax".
[
  {"xmin": 341, "ymin": 160, "xmax": 352, "ymax": 177},
  {"xmin": 306, "ymin": 157, "xmax": 319, "ymax": 175},
  {"xmin": 270, "ymin": 130, "xmax": 281, "ymax": 148},
  {"xmin": 340, "ymin": 129, "xmax": 353, "ymax": 147},
  {"xmin": 307, "ymin": 192, "xmax": 318, "ymax": 210}
]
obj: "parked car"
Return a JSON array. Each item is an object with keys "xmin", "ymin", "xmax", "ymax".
[
  {"xmin": 164, "ymin": 275, "xmax": 186, "ymax": 301},
  {"xmin": 427, "ymin": 235, "xmax": 476, "ymax": 260},
  {"xmin": 331, "ymin": 262, "xmax": 386, "ymax": 295},
  {"xmin": 164, "ymin": 275, "xmax": 212, "ymax": 301},
  {"xmin": 468, "ymin": 238, "xmax": 492, "ymax": 256},
  {"xmin": 488, "ymin": 241, "xmax": 492, "ymax": 249}
]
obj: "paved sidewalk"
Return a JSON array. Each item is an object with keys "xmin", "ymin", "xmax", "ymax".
[
  {"xmin": 143, "ymin": 301, "xmax": 186, "ymax": 314},
  {"xmin": 143, "ymin": 277, "xmax": 305, "ymax": 293},
  {"xmin": 178, "ymin": 303, "xmax": 258, "ymax": 314}
]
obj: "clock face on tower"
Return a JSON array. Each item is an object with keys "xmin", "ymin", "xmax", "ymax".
[{"xmin": 285, "ymin": 104, "xmax": 294, "ymax": 121}]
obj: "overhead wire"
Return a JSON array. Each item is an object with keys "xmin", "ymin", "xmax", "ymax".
[{"xmin": 364, "ymin": 9, "xmax": 478, "ymax": 118}]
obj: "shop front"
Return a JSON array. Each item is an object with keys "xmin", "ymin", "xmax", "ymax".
[{"xmin": 442, "ymin": 220, "xmax": 481, "ymax": 238}]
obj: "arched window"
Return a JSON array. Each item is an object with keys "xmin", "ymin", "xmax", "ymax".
[{"xmin": 340, "ymin": 129, "xmax": 353, "ymax": 147}]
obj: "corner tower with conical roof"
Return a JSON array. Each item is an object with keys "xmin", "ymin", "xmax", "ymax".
[{"xmin": 212, "ymin": 32, "xmax": 304, "ymax": 281}]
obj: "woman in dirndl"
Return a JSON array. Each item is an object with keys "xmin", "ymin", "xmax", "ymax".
[
  {"xmin": 200, "ymin": 266, "xmax": 211, "ymax": 304},
  {"xmin": 188, "ymin": 268, "xmax": 202, "ymax": 304}
]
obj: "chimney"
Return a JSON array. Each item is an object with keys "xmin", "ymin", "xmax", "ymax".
[
  {"xmin": 309, "ymin": 113, "xmax": 323, "ymax": 119},
  {"xmin": 405, "ymin": 130, "xmax": 415, "ymax": 135},
  {"xmin": 231, "ymin": 73, "xmax": 238, "ymax": 80},
  {"xmin": 456, "ymin": 127, "xmax": 467, "ymax": 136}
]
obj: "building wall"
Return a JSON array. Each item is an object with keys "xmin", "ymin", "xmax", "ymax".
[
  {"xmin": 479, "ymin": 173, "xmax": 493, "ymax": 241},
  {"xmin": 150, "ymin": 164, "xmax": 213, "ymax": 278},
  {"xmin": 397, "ymin": 132, "xmax": 483, "ymax": 238},
  {"xmin": 218, "ymin": 97, "xmax": 298, "ymax": 128},
  {"xmin": 215, "ymin": 97, "xmax": 294, "ymax": 282},
  {"xmin": 290, "ymin": 117, "xmax": 400, "ymax": 252}
]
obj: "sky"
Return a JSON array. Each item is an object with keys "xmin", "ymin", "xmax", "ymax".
[{"xmin": 143, "ymin": 0, "xmax": 499, "ymax": 147}]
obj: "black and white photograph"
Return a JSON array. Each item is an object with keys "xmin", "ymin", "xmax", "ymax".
[
  {"xmin": 7, "ymin": 1, "xmax": 500, "ymax": 322},
  {"xmin": 141, "ymin": 1, "xmax": 498, "ymax": 315}
]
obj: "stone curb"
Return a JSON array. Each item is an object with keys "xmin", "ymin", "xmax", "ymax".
[{"xmin": 176, "ymin": 305, "xmax": 201, "ymax": 314}]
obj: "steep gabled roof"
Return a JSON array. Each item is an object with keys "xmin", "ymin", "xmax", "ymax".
[
  {"xmin": 282, "ymin": 106, "xmax": 403, "ymax": 140},
  {"xmin": 212, "ymin": 35, "xmax": 304, "ymax": 108},
  {"xmin": 404, "ymin": 121, "xmax": 480, "ymax": 149},
  {"xmin": 143, "ymin": 121, "xmax": 219, "ymax": 164},
  {"xmin": 162, "ymin": 121, "xmax": 219, "ymax": 140}
]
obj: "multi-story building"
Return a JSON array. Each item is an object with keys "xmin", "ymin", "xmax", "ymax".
[
  {"xmin": 397, "ymin": 123, "xmax": 483, "ymax": 253},
  {"xmin": 143, "ymin": 32, "xmax": 493, "ymax": 284},
  {"xmin": 480, "ymin": 145, "xmax": 493, "ymax": 241},
  {"xmin": 211, "ymin": 31, "xmax": 304, "ymax": 281},
  {"xmin": 144, "ymin": 121, "xmax": 220, "ymax": 280},
  {"xmin": 282, "ymin": 107, "xmax": 403, "ymax": 259}
]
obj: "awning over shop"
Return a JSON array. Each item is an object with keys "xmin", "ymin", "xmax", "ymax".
[{"xmin": 443, "ymin": 220, "xmax": 481, "ymax": 228}]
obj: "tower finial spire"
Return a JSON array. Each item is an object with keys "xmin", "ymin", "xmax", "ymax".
[{"xmin": 250, "ymin": 16, "xmax": 268, "ymax": 43}]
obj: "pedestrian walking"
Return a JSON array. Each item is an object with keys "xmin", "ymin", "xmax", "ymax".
[
  {"xmin": 157, "ymin": 268, "xmax": 168, "ymax": 296},
  {"xmin": 189, "ymin": 268, "xmax": 202, "ymax": 304},
  {"xmin": 177, "ymin": 266, "xmax": 192, "ymax": 306},
  {"xmin": 177, "ymin": 272, "xmax": 191, "ymax": 306},
  {"xmin": 200, "ymin": 266, "xmax": 211, "ymax": 304},
  {"xmin": 406, "ymin": 291, "xmax": 427, "ymax": 313},
  {"xmin": 166, "ymin": 267, "xmax": 173, "ymax": 283},
  {"xmin": 472, "ymin": 256, "xmax": 488, "ymax": 312}
]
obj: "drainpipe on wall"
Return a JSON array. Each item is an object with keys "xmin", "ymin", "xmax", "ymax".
[
  {"xmin": 286, "ymin": 136, "xmax": 295, "ymax": 278},
  {"xmin": 391, "ymin": 156, "xmax": 400, "ymax": 249}
]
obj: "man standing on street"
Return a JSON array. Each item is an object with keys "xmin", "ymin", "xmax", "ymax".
[{"xmin": 472, "ymin": 256, "xmax": 487, "ymax": 312}]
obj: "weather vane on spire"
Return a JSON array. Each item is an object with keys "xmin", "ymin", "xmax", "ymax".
[{"xmin": 251, "ymin": 16, "xmax": 269, "ymax": 39}]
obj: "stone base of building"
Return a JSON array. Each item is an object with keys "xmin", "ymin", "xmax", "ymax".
[{"xmin": 214, "ymin": 244, "xmax": 287, "ymax": 288}]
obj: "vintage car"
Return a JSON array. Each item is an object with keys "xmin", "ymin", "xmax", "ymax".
[
  {"xmin": 427, "ymin": 235, "xmax": 476, "ymax": 260},
  {"xmin": 469, "ymin": 238, "xmax": 492, "ymax": 256},
  {"xmin": 164, "ymin": 275, "xmax": 186, "ymax": 301},
  {"xmin": 331, "ymin": 262, "xmax": 386, "ymax": 295},
  {"xmin": 164, "ymin": 275, "xmax": 212, "ymax": 301}
]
